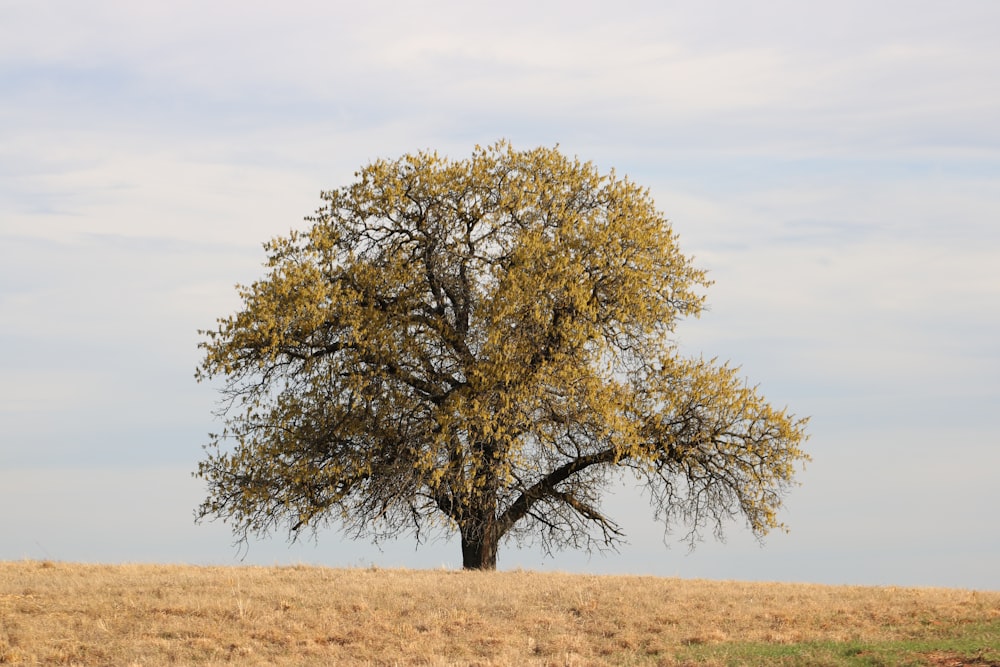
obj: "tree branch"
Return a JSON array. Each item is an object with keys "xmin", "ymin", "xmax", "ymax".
[{"xmin": 497, "ymin": 447, "xmax": 620, "ymax": 536}]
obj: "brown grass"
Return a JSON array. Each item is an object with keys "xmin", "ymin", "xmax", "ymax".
[{"xmin": 0, "ymin": 560, "xmax": 997, "ymax": 665}]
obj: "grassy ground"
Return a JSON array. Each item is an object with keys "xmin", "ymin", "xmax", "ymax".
[{"xmin": 0, "ymin": 560, "xmax": 997, "ymax": 665}]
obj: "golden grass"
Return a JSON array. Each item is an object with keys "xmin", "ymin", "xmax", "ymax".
[{"xmin": 1, "ymin": 560, "xmax": 997, "ymax": 665}]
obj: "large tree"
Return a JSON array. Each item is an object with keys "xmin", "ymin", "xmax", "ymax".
[{"xmin": 195, "ymin": 142, "xmax": 809, "ymax": 570}]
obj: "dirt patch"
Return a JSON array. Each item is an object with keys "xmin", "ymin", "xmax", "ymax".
[{"xmin": 922, "ymin": 651, "xmax": 1000, "ymax": 667}]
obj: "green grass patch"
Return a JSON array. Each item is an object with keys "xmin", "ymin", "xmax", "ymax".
[{"xmin": 672, "ymin": 618, "xmax": 1000, "ymax": 666}]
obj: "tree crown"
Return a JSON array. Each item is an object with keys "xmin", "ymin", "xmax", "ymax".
[{"xmin": 196, "ymin": 142, "xmax": 809, "ymax": 568}]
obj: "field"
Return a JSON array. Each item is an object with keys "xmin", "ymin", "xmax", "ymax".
[{"xmin": 0, "ymin": 561, "xmax": 997, "ymax": 666}]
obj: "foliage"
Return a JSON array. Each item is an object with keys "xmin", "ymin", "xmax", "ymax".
[{"xmin": 195, "ymin": 141, "xmax": 809, "ymax": 568}]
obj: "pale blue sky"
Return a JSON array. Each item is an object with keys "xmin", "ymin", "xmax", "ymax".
[{"xmin": 2, "ymin": 1, "xmax": 998, "ymax": 590}]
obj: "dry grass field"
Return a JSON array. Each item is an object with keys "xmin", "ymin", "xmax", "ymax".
[{"xmin": 0, "ymin": 560, "xmax": 997, "ymax": 666}]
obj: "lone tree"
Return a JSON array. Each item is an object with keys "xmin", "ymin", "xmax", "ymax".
[{"xmin": 195, "ymin": 142, "xmax": 809, "ymax": 570}]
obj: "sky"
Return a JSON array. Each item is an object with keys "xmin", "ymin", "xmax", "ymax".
[{"xmin": 1, "ymin": 1, "xmax": 998, "ymax": 590}]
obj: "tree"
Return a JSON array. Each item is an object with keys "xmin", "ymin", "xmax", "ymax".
[{"xmin": 195, "ymin": 141, "xmax": 809, "ymax": 570}]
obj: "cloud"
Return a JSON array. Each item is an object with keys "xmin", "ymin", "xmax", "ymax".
[{"xmin": 5, "ymin": 1, "xmax": 998, "ymax": 163}]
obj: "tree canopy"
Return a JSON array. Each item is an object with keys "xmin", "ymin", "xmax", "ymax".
[{"xmin": 195, "ymin": 141, "xmax": 809, "ymax": 569}]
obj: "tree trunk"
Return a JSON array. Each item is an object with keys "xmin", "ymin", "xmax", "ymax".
[{"xmin": 460, "ymin": 518, "xmax": 498, "ymax": 570}]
